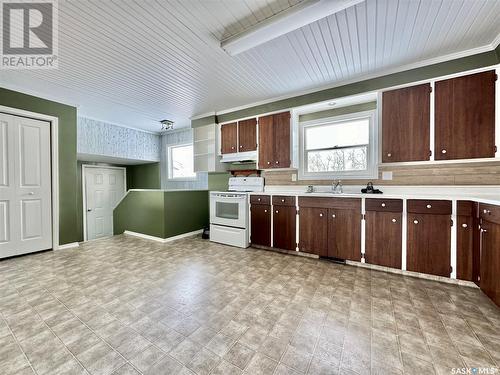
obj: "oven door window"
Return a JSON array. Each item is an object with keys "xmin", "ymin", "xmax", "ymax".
[{"xmin": 216, "ymin": 201, "xmax": 239, "ymax": 220}]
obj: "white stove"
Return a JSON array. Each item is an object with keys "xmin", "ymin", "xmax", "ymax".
[{"xmin": 209, "ymin": 177, "xmax": 264, "ymax": 248}]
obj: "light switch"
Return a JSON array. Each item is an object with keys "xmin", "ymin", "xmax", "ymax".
[
  {"xmin": 291, "ymin": 173, "xmax": 297, "ymax": 182},
  {"xmin": 382, "ymin": 171, "xmax": 393, "ymax": 180}
]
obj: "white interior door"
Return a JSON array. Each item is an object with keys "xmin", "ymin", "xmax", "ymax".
[
  {"xmin": 85, "ymin": 167, "xmax": 125, "ymax": 241},
  {"xmin": 0, "ymin": 113, "xmax": 52, "ymax": 259}
]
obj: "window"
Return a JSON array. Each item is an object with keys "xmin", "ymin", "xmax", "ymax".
[
  {"xmin": 299, "ymin": 111, "xmax": 377, "ymax": 179},
  {"xmin": 168, "ymin": 144, "xmax": 196, "ymax": 180}
]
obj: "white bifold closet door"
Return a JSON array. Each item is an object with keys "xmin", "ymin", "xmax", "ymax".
[{"xmin": 0, "ymin": 113, "xmax": 52, "ymax": 259}]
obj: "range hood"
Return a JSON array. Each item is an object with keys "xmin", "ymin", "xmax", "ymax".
[{"xmin": 220, "ymin": 150, "xmax": 257, "ymax": 163}]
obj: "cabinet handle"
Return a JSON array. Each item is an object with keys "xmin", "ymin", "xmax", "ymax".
[
  {"xmin": 331, "ymin": 214, "xmax": 336, "ymax": 218},
  {"xmin": 413, "ymin": 219, "xmax": 419, "ymax": 224},
  {"xmin": 275, "ymin": 161, "xmax": 279, "ymax": 164},
  {"xmin": 441, "ymin": 149, "xmax": 447, "ymax": 154},
  {"xmin": 426, "ymin": 204, "xmax": 432, "ymax": 209},
  {"xmin": 319, "ymin": 213, "xmax": 323, "ymax": 217},
  {"xmin": 481, "ymin": 228, "xmax": 487, "ymax": 233},
  {"xmin": 275, "ymin": 210, "xmax": 279, "ymax": 214},
  {"xmin": 381, "ymin": 203, "xmax": 386, "ymax": 207},
  {"xmin": 392, "ymin": 218, "xmax": 397, "ymax": 223},
  {"xmin": 257, "ymin": 198, "xmax": 261, "ymax": 201},
  {"xmin": 267, "ymin": 161, "xmax": 271, "ymax": 165},
  {"xmin": 483, "ymin": 209, "xmax": 491, "ymax": 215},
  {"xmin": 239, "ymin": 145, "xmax": 243, "ymax": 148},
  {"xmin": 461, "ymin": 223, "xmax": 468, "ymax": 228},
  {"xmin": 281, "ymin": 199, "xmax": 285, "ymax": 202},
  {"xmin": 231, "ymin": 146, "xmax": 235, "ymax": 150},
  {"xmin": 387, "ymin": 153, "xmax": 392, "ymax": 157},
  {"xmin": 264, "ymin": 209, "xmax": 268, "ymax": 213}
]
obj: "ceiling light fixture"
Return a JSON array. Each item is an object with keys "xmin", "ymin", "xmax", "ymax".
[
  {"xmin": 160, "ymin": 119, "xmax": 174, "ymax": 131},
  {"xmin": 221, "ymin": 0, "xmax": 364, "ymax": 56}
]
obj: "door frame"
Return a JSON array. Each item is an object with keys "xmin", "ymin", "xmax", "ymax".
[
  {"xmin": 82, "ymin": 164, "xmax": 127, "ymax": 241},
  {"xmin": 0, "ymin": 105, "xmax": 60, "ymax": 249}
]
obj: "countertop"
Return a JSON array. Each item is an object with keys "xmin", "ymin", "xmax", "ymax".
[{"xmin": 248, "ymin": 188, "xmax": 500, "ymax": 206}]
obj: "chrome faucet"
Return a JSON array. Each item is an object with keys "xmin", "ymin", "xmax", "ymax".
[{"xmin": 332, "ymin": 179, "xmax": 343, "ymax": 194}]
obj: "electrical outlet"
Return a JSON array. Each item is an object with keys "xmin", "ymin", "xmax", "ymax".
[
  {"xmin": 382, "ymin": 171, "xmax": 393, "ymax": 180},
  {"xmin": 291, "ymin": 173, "xmax": 297, "ymax": 182}
]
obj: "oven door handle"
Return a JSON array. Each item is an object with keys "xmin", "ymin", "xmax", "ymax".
[{"xmin": 212, "ymin": 194, "xmax": 247, "ymax": 200}]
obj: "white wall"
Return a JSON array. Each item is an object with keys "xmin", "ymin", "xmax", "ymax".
[
  {"xmin": 78, "ymin": 117, "xmax": 160, "ymax": 162},
  {"xmin": 160, "ymin": 129, "xmax": 208, "ymax": 190}
]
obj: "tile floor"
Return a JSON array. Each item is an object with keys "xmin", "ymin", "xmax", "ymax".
[{"xmin": 0, "ymin": 235, "xmax": 499, "ymax": 375}]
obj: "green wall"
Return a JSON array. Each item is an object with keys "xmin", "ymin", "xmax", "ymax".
[
  {"xmin": 299, "ymin": 101, "xmax": 377, "ymax": 122},
  {"xmin": 0, "ymin": 87, "xmax": 78, "ymax": 245},
  {"xmin": 127, "ymin": 162, "xmax": 161, "ymax": 189},
  {"xmin": 113, "ymin": 190, "xmax": 209, "ymax": 239},
  {"xmin": 193, "ymin": 49, "xmax": 499, "ymax": 125}
]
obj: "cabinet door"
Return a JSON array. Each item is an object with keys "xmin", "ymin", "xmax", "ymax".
[
  {"xmin": 238, "ymin": 118, "xmax": 257, "ymax": 152},
  {"xmin": 273, "ymin": 206, "xmax": 296, "ymax": 250},
  {"xmin": 457, "ymin": 215, "xmax": 474, "ymax": 281},
  {"xmin": 382, "ymin": 84, "xmax": 431, "ymax": 162},
  {"xmin": 221, "ymin": 123, "xmax": 237, "ymax": 154},
  {"xmin": 298, "ymin": 207, "xmax": 328, "ymax": 256},
  {"xmin": 435, "ymin": 70, "xmax": 496, "ymax": 160},
  {"xmin": 480, "ymin": 221, "xmax": 500, "ymax": 306},
  {"xmin": 258, "ymin": 115, "xmax": 274, "ymax": 168},
  {"xmin": 328, "ymin": 209, "xmax": 361, "ymax": 261},
  {"xmin": 365, "ymin": 211, "xmax": 402, "ymax": 269},
  {"xmin": 250, "ymin": 204, "xmax": 271, "ymax": 247},
  {"xmin": 407, "ymin": 214, "xmax": 451, "ymax": 277},
  {"xmin": 272, "ymin": 112, "xmax": 291, "ymax": 168}
]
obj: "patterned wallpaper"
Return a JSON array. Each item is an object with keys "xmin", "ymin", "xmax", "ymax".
[
  {"xmin": 160, "ymin": 129, "xmax": 208, "ymax": 190},
  {"xmin": 77, "ymin": 117, "xmax": 160, "ymax": 162}
]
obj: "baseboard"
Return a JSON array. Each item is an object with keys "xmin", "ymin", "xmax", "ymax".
[
  {"xmin": 123, "ymin": 229, "xmax": 203, "ymax": 243},
  {"xmin": 55, "ymin": 242, "xmax": 79, "ymax": 251},
  {"xmin": 346, "ymin": 260, "xmax": 479, "ymax": 288}
]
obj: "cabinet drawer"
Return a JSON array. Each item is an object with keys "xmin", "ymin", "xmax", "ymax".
[
  {"xmin": 365, "ymin": 199, "xmax": 403, "ymax": 212},
  {"xmin": 250, "ymin": 195, "xmax": 270, "ymax": 205},
  {"xmin": 272, "ymin": 195, "xmax": 296, "ymax": 206},
  {"xmin": 298, "ymin": 197, "xmax": 361, "ymax": 210},
  {"xmin": 480, "ymin": 204, "xmax": 500, "ymax": 225},
  {"xmin": 407, "ymin": 200, "xmax": 451, "ymax": 215}
]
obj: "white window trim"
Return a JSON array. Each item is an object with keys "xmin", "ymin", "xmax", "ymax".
[
  {"xmin": 298, "ymin": 110, "xmax": 378, "ymax": 180},
  {"xmin": 167, "ymin": 143, "xmax": 197, "ymax": 181}
]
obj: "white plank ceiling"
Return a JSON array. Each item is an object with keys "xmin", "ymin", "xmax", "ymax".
[{"xmin": 1, "ymin": 0, "xmax": 499, "ymax": 132}]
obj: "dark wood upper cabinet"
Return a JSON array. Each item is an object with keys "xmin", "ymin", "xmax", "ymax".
[
  {"xmin": 382, "ymin": 83, "xmax": 431, "ymax": 162},
  {"xmin": 221, "ymin": 122, "xmax": 237, "ymax": 154},
  {"xmin": 250, "ymin": 203, "xmax": 271, "ymax": 247},
  {"xmin": 238, "ymin": 118, "xmax": 257, "ymax": 152},
  {"xmin": 406, "ymin": 200, "xmax": 451, "ymax": 277},
  {"xmin": 328, "ymin": 208, "xmax": 361, "ymax": 261},
  {"xmin": 365, "ymin": 199, "xmax": 403, "ymax": 269},
  {"xmin": 273, "ymin": 205, "xmax": 296, "ymax": 251},
  {"xmin": 258, "ymin": 111, "xmax": 291, "ymax": 169},
  {"xmin": 298, "ymin": 207, "xmax": 328, "ymax": 256},
  {"xmin": 435, "ymin": 70, "xmax": 496, "ymax": 160}
]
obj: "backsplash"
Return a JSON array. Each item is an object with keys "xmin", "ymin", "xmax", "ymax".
[{"xmin": 262, "ymin": 160, "xmax": 500, "ymax": 186}]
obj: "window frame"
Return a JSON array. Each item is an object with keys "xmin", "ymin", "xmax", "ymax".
[
  {"xmin": 298, "ymin": 110, "xmax": 378, "ymax": 180},
  {"xmin": 167, "ymin": 143, "xmax": 197, "ymax": 181}
]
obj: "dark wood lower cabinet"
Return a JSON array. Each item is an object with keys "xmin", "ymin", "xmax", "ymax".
[
  {"xmin": 365, "ymin": 211, "xmax": 402, "ymax": 269},
  {"xmin": 480, "ymin": 220, "xmax": 500, "ymax": 306},
  {"xmin": 250, "ymin": 204, "xmax": 271, "ymax": 247},
  {"xmin": 328, "ymin": 209, "xmax": 361, "ymax": 261},
  {"xmin": 407, "ymin": 213, "xmax": 451, "ymax": 277},
  {"xmin": 298, "ymin": 207, "xmax": 327, "ymax": 256},
  {"xmin": 456, "ymin": 214, "xmax": 474, "ymax": 281},
  {"xmin": 273, "ymin": 206, "xmax": 296, "ymax": 250}
]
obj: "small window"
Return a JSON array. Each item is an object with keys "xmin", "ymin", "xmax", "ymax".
[
  {"xmin": 299, "ymin": 111, "xmax": 377, "ymax": 179},
  {"xmin": 168, "ymin": 144, "xmax": 196, "ymax": 180}
]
